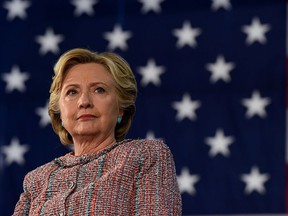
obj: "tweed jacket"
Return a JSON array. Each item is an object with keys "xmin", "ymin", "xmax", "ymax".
[{"xmin": 13, "ymin": 139, "xmax": 182, "ymax": 215}]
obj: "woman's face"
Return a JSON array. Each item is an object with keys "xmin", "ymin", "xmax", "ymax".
[{"xmin": 59, "ymin": 63, "xmax": 123, "ymax": 141}]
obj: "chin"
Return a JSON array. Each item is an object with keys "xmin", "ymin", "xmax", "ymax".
[{"xmin": 73, "ymin": 128, "xmax": 98, "ymax": 136}]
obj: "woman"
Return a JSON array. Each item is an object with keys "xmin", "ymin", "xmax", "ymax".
[{"xmin": 13, "ymin": 48, "xmax": 182, "ymax": 215}]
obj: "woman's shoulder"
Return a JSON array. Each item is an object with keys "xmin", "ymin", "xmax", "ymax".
[
  {"xmin": 123, "ymin": 138, "xmax": 169, "ymax": 151},
  {"xmin": 121, "ymin": 139, "xmax": 173, "ymax": 160},
  {"xmin": 119, "ymin": 139, "xmax": 175, "ymax": 173}
]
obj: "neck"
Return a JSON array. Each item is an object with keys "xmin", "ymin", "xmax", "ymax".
[{"xmin": 72, "ymin": 135, "xmax": 116, "ymax": 156}]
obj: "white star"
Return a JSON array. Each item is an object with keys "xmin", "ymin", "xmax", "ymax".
[
  {"xmin": 172, "ymin": 21, "xmax": 202, "ymax": 48},
  {"xmin": 1, "ymin": 137, "xmax": 29, "ymax": 166},
  {"xmin": 2, "ymin": 0, "xmax": 30, "ymax": 21},
  {"xmin": 177, "ymin": 167, "xmax": 200, "ymax": 195},
  {"xmin": 242, "ymin": 90, "xmax": 271, "ymax": 118},
  {"xmin": 211, "ymin": 0, "xmax": 231, "ymax": 11},
  {"xmin": 206, "ymin": 55, "xmax": 235, "ymax": 83},
  {"xmin": 242, "ymin": 17, "xmax": 271, "ymax": 45},
  {"xmin": 35, "ymin": 101, "xmax": 51, "ymax": 127},
  {"xmin": 205, "ymin": 129, "xmax": 234, "ymax": 157},
  {"xmin": 137, "ymin": 59, "xmax": 165, "ymax": 87},
  {"xmin": 70, "ymin": 0, "xmax": 98, "ymax": 16},
  {"xmin": 172, "ymin": 93, "xmax": 201, "ymax": 121},
  {"xmin": 138, "ymin": 0, "xmax": 165, "ymax": 14},
  {"xmin": 240, "ymin": 166, "xmax": 270, "ymax": 194},
  {"xmin": 1, "ymin": 65, "xmax": 29, "ymax": 93},
  {"xmin": 103, "ymin": 25, "xmax": 132, "ymax": 51},
  {"xmin": 35, "ymin": 28, "xmax": 64, "ymax": 55}
]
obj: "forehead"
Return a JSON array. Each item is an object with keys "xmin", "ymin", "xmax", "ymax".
[{"xmin": 63, "ymin": 63, "xmax": 114, "ymax": 84}]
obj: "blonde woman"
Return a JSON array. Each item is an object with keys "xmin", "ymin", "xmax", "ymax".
[{"xmin": 13, "ymin": 48, "xmax": 181, "ymax": 215}]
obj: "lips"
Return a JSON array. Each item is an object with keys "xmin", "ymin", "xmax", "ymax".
[{"xmin": 77, "ymin": 114, "xmax": 96, "ymax": 120}]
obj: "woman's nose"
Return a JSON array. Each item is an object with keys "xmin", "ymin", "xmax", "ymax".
[{"xmin": 78, "ymin": 92, "xmax": 93, "ymax": 109}]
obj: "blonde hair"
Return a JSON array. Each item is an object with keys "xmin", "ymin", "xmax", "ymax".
[{"xmin": 48, "ymin": 48, "xmax": 137, "ymax": 145}]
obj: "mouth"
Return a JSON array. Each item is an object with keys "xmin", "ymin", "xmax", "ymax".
[{"xmin": 77, "ymin": 114, "xmax": 96, "ymax": 120}]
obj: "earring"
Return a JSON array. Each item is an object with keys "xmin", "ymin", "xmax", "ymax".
[
  {"xmin": 117, "ymin": 117, "xmax": 122, "ymax": 124},
  {"xmin": 61, "ymin": 121, "xmax": 64, "ymax": 127}
]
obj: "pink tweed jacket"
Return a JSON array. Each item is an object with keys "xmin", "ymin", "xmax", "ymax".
[{"xmin": 13, "ymin": 139, "xmax": 182, "ymax": 215}]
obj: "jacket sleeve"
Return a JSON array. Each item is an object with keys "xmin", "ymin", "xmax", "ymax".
[
  {"xmin": 134, "ymin": 140, "xmax": 182, "ymax": 216},
  {"xmin": 12, "ymin": 174, "xmax": 31, "ymax": 216}
]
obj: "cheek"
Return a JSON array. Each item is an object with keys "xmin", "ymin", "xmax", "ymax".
[
  {"xmin": 106, "ymin": 99, "xmax": 120, "ymax": 115},
  {"xmin": 99, "ymin": 103, "xmax": 118, "ymax": 122},
  {"xmin": 60, "ymin": 106, "xmax": 68, "ymax": 118},
  {"xmin": 59, "ymin": 99, "xmax": 71, "ymax": 119}
]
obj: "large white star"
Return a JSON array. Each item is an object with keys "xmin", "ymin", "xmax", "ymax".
[
  {"xmin": 70, "ymin": 0, "xmax": 98, "ymax": 16},
  {"xmin": 211, "ymin": 0, "xmax": 231, "ymax": 11},
  {"xmin": 138, "ymin": 0, "xmax": 165, "ymax": 14},
  {"xmin": 2, "ymin": 0, "xmax": 31, "ymax": 21},
  {"xmin": 172, "ymin": 93, "xmax": 201, "ymax": 121},
  {"xmin": 242, "ymin": 17, "xmax": 271, "ymax": 45},
  {"xmin": 177, "ymin": 167, "xmax": 200, "ymax": 195},
  {"xmin": 137, "ymin": 59, "xmax": 165, "ymax": 87},
  {"xmin": 172, "ymin": 21, "xmax": 202, "ymax": 49},
  {"xmin": 35, "ymin": 28, "xmax": 64, "ymax": 55},
  {"xmin": 1, "ymin": 137, "xmax": 29, "ymax": 166},
  {"xmin": 35, "ymin": 101, "xmax": 51, "ymax": 127},
  {"xmin": 1, "ymin": 65, "xmax": 29, "ymax": 93},
  {"xmin": 241, "ymin": 90, "xmax": 271, "ymax": 118},
  {"xmin": 240, "ymin": 166, "xmax": 270, "ymax": 194},
  {"xmin": 206, "ymin": 55, "xmax": 235, "ymax": 83},
  {"xmin": 205, "ymin": 129, "xmax": 234, "ymax": 157},
  {"xmin": 103, "ymin": 25, "xmax": 132, "ymax": 51}
]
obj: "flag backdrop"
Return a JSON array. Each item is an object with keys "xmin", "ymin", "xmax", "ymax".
[{"xmin": 0, "ymin": 0, "xmax": 286, "ymax": 215}]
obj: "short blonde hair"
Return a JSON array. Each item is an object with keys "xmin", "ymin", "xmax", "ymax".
[{"xmin": 48, "ymin": 48, "xmax": 137, "ymax": 145}]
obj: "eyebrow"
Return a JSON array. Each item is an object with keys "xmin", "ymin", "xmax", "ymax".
[{"xmin": 62, "ymin": 82, "xmax": 109, "ymax": 89}]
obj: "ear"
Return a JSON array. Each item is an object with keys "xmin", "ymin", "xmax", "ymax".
[{"xmin": 119, "ymin": 107, "xmax": 124, "ymax": 117}]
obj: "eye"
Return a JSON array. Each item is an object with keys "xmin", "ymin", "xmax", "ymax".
[
  {"xmin": 67, "ymin": 89, "xmax": 77, "ymax": 95},
  {"xmin": 95, "ymin": 87, "xmax": 105, "ymax": 94}
]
